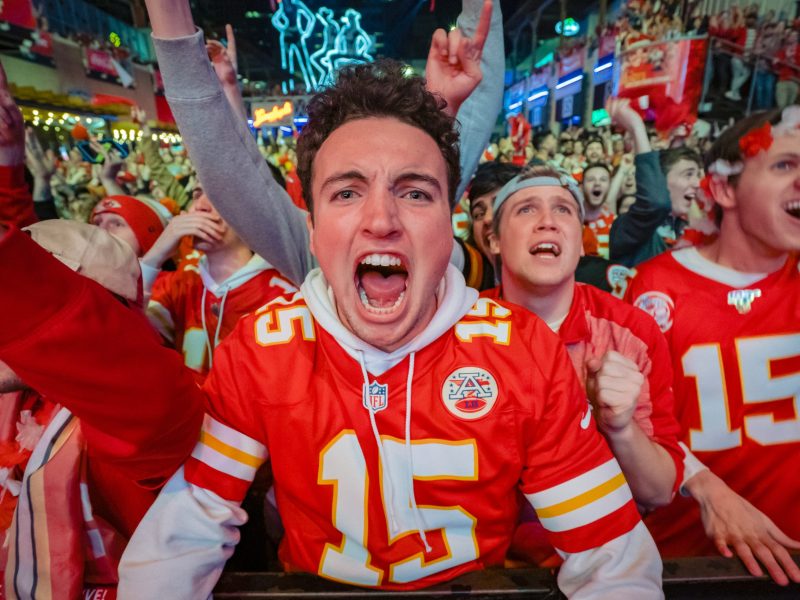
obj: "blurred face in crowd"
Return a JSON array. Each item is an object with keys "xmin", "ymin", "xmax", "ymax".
[
  {"xmin": 308, "ymin": 117, "xmax": 452, "ymax": 352},
  {"xmin": 585, "ymin": 141, "xmax": 605, "ymax": 164},
  {"xmin": 573, "ymin": 140, "xmax": 584, "ymax": 156},
  {"xmin": 722, "ymin": 134, "xmax": 800, "ymax": 254},
  {"xmin": 666, "ymin": 158, "xmax": 701, "ymax": 218},
  {"xmin": 491, "ymin": 185, "xmax": 583, "ymax": 296},
  {"xmin": 562, "ymin": 139, "xmax": 574, "ymax": 155},
  {"xmin": 470, "ymin": 192, "xmax": 496, "ymax": 260},
  {"xmin": 92, "ymin": 211, "xmax": 142, "ymax": 257},
  {"xmin": 188, "ymin": 187, "xmax": 238, "ymax": 253},
  {"xmin": 582, "ymin": 166, "xmax": 611, "ymax": 210},
  {"xmin": 622, "ymin": 168, "xmax": 637, "ymax": 194},
  {"xmin": 540, "ymin": 133, "xmax": 558, "ymax": 156}
]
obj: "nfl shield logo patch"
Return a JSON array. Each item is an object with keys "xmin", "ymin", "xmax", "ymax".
[{"xmin": 363, "ymin": 381, "xmax": 389, "ymax": 413}]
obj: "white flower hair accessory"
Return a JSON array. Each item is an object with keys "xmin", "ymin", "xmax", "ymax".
[
  {"xmin": 772, "ymin": 105, "xmax": 800, "ymax": 138},
  {"xmin": 707, "ymin": 159, "xmax": 743, "ymax": 177}
]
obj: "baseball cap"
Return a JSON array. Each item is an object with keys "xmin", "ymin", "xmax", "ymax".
[
  {"xmin": 24, "ymin": 220, "xmax": 143, "ymax": 308},
  {"xmin": 90, "ymin": 195, "xmax": 172, "ymax": 254}
]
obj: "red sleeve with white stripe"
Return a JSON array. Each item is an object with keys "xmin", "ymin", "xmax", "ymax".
[
  {"xmin": 519, "ymin": 323, "xmax": 641, "ymax": 554},
  {"xmin": 184, "ymin": 318, "xmax": 270, "ymax": 502}
]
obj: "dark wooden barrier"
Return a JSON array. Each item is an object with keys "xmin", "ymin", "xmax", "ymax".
[{"xmin": 215, "ymin": 556, "xmax": 800, "ymax": 599}]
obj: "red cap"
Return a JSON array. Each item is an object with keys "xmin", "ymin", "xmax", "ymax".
[{"xmin": 90, "ymin": 195, "xmax": 171, "ymax": 254}]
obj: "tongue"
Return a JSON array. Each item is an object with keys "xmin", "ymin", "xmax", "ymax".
[{"xmin": 360, "ymin": 271, "xmax": 407, "ymax": 308}]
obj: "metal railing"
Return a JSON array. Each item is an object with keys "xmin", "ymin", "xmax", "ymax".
[{"xmin": 213, "ymin": 556, "xmax": 800, "ymax": 599}]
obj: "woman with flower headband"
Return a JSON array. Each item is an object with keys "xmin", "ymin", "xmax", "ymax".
[{"xmin": 626, "ymin": 106, "xmax": 800, "ymax": 586}]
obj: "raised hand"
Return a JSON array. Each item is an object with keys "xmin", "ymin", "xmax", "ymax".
[
  {"xmin": 425, "ymin": 0, "xmax": 492, "ymax": 117},
  {"xmin": 207, "ymin": 24, "xmax": 238, "ymax": 87},
  {"xmin": 0, "ymin": 62, "xmax": 25, "ymax": 166},
  {"xmin": 24, "ymin": 127, "xmax": 56, "ymax": 179},
  {"xmin": 141, "ymin": 211, "xmax": 225, "ymax": 271},
  {"xmin": 585, "ymin": 350, "xmax": 643, "ymax": 435}
]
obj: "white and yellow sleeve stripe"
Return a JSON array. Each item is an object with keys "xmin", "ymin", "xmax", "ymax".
[
  {"xmin": 525, "ymin": 458, "xmax": 632, "ymax": 533},
  {"xmin": 190, "ymin": 414, "xmax": 268, "ymax": 482}
]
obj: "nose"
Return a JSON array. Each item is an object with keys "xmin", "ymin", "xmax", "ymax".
[
  {"xmin": 361, "ymin": 189, "xmax": 401, "ymax": 239},
  {"xmin": 535, "ymin": 208, "xmax": 558, "ymax": 230}
]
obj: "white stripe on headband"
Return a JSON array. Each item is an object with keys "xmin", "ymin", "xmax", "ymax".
[{"xmin": 492, "ymin": 174, "xmax": 585, "ymax": 222}]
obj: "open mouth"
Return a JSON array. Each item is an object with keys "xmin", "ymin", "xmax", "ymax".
[
  {"xmin": 786, "ymin": 200, "xmax": 800, "ymax": 219},
  {"xmin": 591, "ymin": 188, "xmax": 604, "ymax": 199},
  {"xmin": 684, "ymin": 191, "xmax": 697, "ymax": 203},
  {"xmin": 529, "ymin": 242, "xmax": 561, "ymax": 258},
  {"xmin": 355, "ymin": 253, "xmax": 409, "ymax": 314}
]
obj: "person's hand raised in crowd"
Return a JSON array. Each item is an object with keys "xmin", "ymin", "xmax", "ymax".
[
  {"xmin": 585, "ymin": 350, "xmax": 643, "ymax": 435},
  {"xmin": 425, "ymin": 0, "xmax": 492, "ymax": 117},
  {"xmin": 0, "ymin": 62, "xmax": 25, "ymax": 167},
  {"xmin": 684, "ymin": 469, "xmax": 800, "ymax": 586},
  {"xmin": 207, "ymin": 25, "xmax": 238, "ymax": 88},
  {"xmin": 207, "ymin": 25, "xmax": 247, "ymax": 122},
  {"xmin": 607, "ymin": 97, "xmax": 651, "ymax": 153},
  {"xmin": 24, "ymin": 126, "xmax": 56, "ymax": 180},
  {"xmin": 90, "ymin": 139, "xmax": 126, "ymax": 182},
  {"xmin": 141, "ymin": 210, "xmax": 225, "ymax": 271}
]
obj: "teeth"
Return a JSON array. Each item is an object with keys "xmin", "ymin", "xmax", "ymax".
[
  {"xmin": 360, "ymin": 253, "xmax": 403, "ymax": 267},
  {"xmin": 785, "ymin": 200, "xmax": 800, "ymax": 210},
  {"xmin": 536, "ymin": 243, "xmax": 558, "ymax": 251},
  {"xmin": 359, "ymin": 285, "xmax": 405, "ymax": 314}
]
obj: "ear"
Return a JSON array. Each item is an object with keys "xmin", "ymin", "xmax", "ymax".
[
  {"xmin": 306, "ymin": 211, "xmax": 316, "ymax": 258},
  {"xmin": 709, "ymin": 176, "xmax": 737, "ymax": 210}
]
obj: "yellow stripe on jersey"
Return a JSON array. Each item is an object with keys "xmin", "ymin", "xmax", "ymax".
[
  {"xmin": 146, "ymin": 301, "xmax": 175, "ymax": 343},
  {"xmin": 525, "ymin": 458, "xmax": 633, "ymax": 533},
  {"xmin": 190, "ymin": 414, "xmax": 268, "ymax": 482}
]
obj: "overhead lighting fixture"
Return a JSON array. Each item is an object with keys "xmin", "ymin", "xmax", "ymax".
[
  {"xmin": 508, "ymin": 101, "xmax": 522, "ymax": 110},
  {"xmin": 527, "ymin": 90, "xmax": 549, "ymax": 102},
  {"xmin": 594, "ymin": 62, "xmax": 613, "ymax": 73},
  {"xmin": 555, "ymin": 74, "xmax": 583, "ymax": 89}
]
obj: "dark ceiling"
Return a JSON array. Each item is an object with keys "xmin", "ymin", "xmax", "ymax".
[{"xmin": 82, "ymin": 0, "xmax": 598, "ymax": 86}]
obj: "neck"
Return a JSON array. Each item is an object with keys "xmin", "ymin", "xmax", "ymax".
[
  {"xmin": 206, "ymin": 242, "xmax": 255, "ymax": 283},
  {"xmin": 501, "ymin": 269, "xmax": 576, "ymax": 326},
  {"xmin": 698, "ymin": 214, "xmax": 787, "ymax": 273},
  {"xmin": 584, "ymin": 203, "xmax": 605, "ymax": 222}
]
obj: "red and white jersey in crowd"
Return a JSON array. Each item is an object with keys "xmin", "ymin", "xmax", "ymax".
[
  {"xmin": 584, "ymin": 208, "xmax": 616, "ymax": 260},
  {"xmin": 483, "ymin": 283, "xmax": 683, "ymax": 565},
  {"xmin": 625, "ymin": 247, "xmax": 800, "ymax": 556},
  {"xmin": 184, "ymin": 273, "xmax": 648, "ymax": 590},
  {"xmin": 148, "ymin": 254, "xmax": 296, "ymax": 380}
]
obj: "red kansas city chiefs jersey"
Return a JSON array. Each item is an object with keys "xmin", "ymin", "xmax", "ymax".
[
  {"xmin": 148, "ymin": 261, "xmax": 296, "ymax": 380},
  {"xmin": 184, "ymin": 294, "xmax": 643, "ymax": 589},
  {"xmin": 626, "ymin": 248, "xmax": 800, "ymax": 556}
]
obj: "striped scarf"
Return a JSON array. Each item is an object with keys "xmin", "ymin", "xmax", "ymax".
[{"xmin": 4, "ymin": 409, "xmax": 121, "ymax": 600}]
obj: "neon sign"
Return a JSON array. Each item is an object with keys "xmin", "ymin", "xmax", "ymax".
[
  {"xmin": 271, "ymin": 4, "xmax": 374, "ymax": 91},
  {"xmin": 555, "ymin": 18, "xmax": 580, "ymax": 37},
  {"xmin": 253, "ymin": 101, "xmax": 294, "ymax": 127}
]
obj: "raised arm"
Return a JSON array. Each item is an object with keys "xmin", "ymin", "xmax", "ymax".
[
  {"xmin": 452, "ymin": 0, "xmax": 504, "ymax": 200},
  {"xmin": 145, "ymin": 0, "xmax": 312, "ymax": 285}
]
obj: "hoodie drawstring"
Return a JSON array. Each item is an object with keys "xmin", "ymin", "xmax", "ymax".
[
  {"xmin": 404, "ymin": 351, "xmax": 431, "ymax": 553},
  {"xmin": 357, "ymin": 350, "xmax": 430, "ymax": 553},
  {"xmin": 201, "ymin": 286, "xmax": 230, "ymax": 368}
]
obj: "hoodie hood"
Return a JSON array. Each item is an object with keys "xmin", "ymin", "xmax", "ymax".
[
  {"xmin": 301, "ymin": 264, "xmax": 478, "ymax": 375},
  {"xmin": 199, "ymin": 253, "xmax": 274, "ymax": 298}
]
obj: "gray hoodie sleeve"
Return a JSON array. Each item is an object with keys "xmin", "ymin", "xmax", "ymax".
[
  {"xmin": 152, "ymin": 30, "xmax": 313, "ymax": 286},
  {"xmin": 453, "ymin": 0, "xmax": 504, "ymax": 200},
  {"xmin": 151, "ymin": 0, "xmax": 502, "ymax": 284}
]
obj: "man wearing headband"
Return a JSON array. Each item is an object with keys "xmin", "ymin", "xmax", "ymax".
[
  {"xmin": 628, "ymin": 108, "xmax": 800, "ymax": 586},
  {"xmin": 484, "ymin": 164, "xmax": 684, "ymax": 566}
]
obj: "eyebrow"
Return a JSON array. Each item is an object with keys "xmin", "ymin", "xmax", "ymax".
[
  {"xmin": 319, "ymin": 171, "xmax": 443, "ymax": 194},
  {"xmin": 319, "ymin": 170, "xmax": 368, "ymax": 191}
]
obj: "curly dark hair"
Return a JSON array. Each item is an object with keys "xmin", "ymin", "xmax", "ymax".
[{"xmin": 296, "ymin": 59, "xmax": 461, "ymax": 215}]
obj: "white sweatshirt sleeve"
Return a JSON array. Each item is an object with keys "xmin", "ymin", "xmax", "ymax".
[
  {"xmin": 118, "ymin": 466, "xmax": 248, "ymax": 599},
  {"xmin": 556, "ymin": 521, "xmax": 664, "ymax": 599}
]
